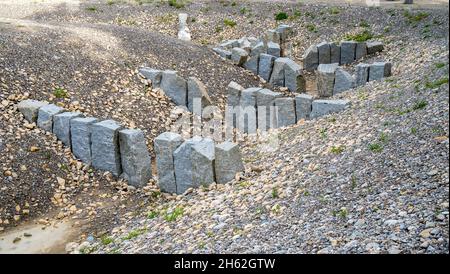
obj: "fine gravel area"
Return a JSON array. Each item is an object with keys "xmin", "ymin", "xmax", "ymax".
[{"xmin": 0, "ymin": 0, "xmax": 448, "ymax": 254}]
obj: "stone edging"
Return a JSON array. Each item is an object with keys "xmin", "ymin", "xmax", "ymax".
[
  {"xmin": 17, "ymin": 100, "xmax": 152, "ymax": 187},
  {"xmin": 227, "ymin": 82, "xmax": 351, "ymax": 133},
  {"xmin": 303, "ymin": 40, "xmax": 384, "ymax": 71},
  {"xmin": 138, "ymin": 68, "xmax": 212, "ymax": 112},
  {"xmin": 213, "ymin": 25, "xmax": 306, "ymax": 93},
  {"xmin": 317, "ymin": 61, "xmax": 392, "ymax": 97},
  {"xmin": 154, "ymin": 133, "xmax": 244, "ymax": 194},
  {"xmin": 17, "ymin": 100, "xmax": 245, "ymax": 194}
]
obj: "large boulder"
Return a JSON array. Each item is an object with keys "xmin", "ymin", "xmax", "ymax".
[
  {"xmin": 17, "ymin": 99, "xmax": 48, "ymax": 123},
  {"xmin": 256, "ymin": 89, "xmax": 282, "ymax": 130},
  {"xmin": 340, "ymin": 41, "xmax": 357, "ymax": 65},
  {"xmin": 154, "ymin": 132, "xmax": 183, "ymax": 194},
  {"xmin": 215, "ymin": 141, "xmax": 244, "ymax": 184},
  {"xmin": 275, "ymin": 97, "xmax": 296, "ymax": 128},
  {"xmin": 258, "ymin": 54, "xmax": 276, "ymax": 82},
  {"xmin": 303, "ymin": 45, "xmax": 319, "ymax": 71},
  {"xmin": 160, "ymin": 70, "xmax": 187, "ymax": 106},
  {"xmin": 334, "ymin": 67, "xmax": 355, "ymax": 94},
  {"xmin": 295, "ymin": 94, "xmax": 314, "ymax": 121},
  {"xmin": 187, "ymin": 77, "xmax": 212, "ymax": 114},
  {"xmin": 53, "ymin": 112, "xmax": 84, "ymax": 147},
  {"xmin": 173, "ymin": 137, "xmax": 215, "ymax": 194},
  {"xmin": 311, "ymin": 99, "xmax": 351, "ymax": 119},
  {"xmin": 71, "ymin": 117, "xmax": 98, "ymax": 165},
  {"xmin": 91, "ymin": 120, "xmax": 123, "ymax": 176},
  {"xmin": 37, "ymin": 104, "xmax": 65, "ymax": 132},
  {"xmin": 119, "ymin": 129, "xmax": 152, "ymax": 187},
  {"xmin": 317, "ymin": 63, "xmax": 339, "ymax": 97},
  {"xmin": 284, "ymin": 59, "xmax": 306, "ymax": 93},
  {"xmin": 317, "ymin": 42, "xmax": 331, "ymax": 64},
  {"xmin": 139, "ymin": 68, "xmax": 162, "ymax": 88}
]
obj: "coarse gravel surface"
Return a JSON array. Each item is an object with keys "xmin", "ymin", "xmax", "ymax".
[{"xmin": 0, "ymin": 0, "xmax": 448, "ymax": 254}]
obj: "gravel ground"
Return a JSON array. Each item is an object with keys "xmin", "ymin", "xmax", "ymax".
[{"xmin": 0, "ymin": 0, "xmax": 448, "ymax": 254}]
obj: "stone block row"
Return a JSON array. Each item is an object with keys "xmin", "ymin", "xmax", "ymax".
[
  {"xmin": 154, "ymin": 133, "xmax": 245, "ymax": 194},
  {"xmin": 226, "ymin": 82, "xmax": 351, "ymax": 133},
  {"xmin": 316, "ymin": 61, "xmax": 392, "ymax": 97},
  {"xmin": 303, "ymin": 40, "xmax": 384, "ymax": 71},
  {"xmin": 213, "ymin": 24, "xmax": 305, "ymax": 93},
  {"xmin": 17, "ymin": 100, "xmax": 152, "ymax": 187},
  {"xmin": 138, "ymin": 68, "xmax": 212, "ymax": 113}
]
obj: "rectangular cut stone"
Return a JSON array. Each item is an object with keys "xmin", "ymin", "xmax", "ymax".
[
  {"xmin": 340, "ymin": 41, "xmax": 357, "ymax": 65},
  {"xmin": 295, "ymin": 94, "xmax": 313, "ymax": 121},
  {"xmin": 220, "ymin": 39, "xmax": 239, "ymax": 49},
  {"xmin": 231, "ymin": 47, "xmax": 248, "ymax": 66},
  {"xmin": 53, "ymin": 112, "xmax": 83, "ymax": 147},
  {"xmin": 367, "ymin": 41, "xmax": 384, "ymax": 54},
  {"xmin": 311, "ymin": 99, "xmax": 351, "ymax": 119},
  {"xmin": 71, "ymin": 117, "xmax": 98, "ymax": 165},
  {"xmin": 317, "ymin": 63, "xmax": 339, "ymax": 97},
  {"xmin": 269, "ymin": 57, "xmax": 289, "ymax": 86},
  {"xmin": 275, "ymin": 97, "xmax": 296, "ymax": 128},
  {"xmin": 187, "ymin": 77, "xmax": 212, "ymax": 113},
  {"xmin": 18, "ymin": 100, "xmax": 48, "ymax": 123},
  {"xmin": 226, "ymin": 81, "xmax": 244, "ymax": 128},
  {"xmin": 265, "ymin": 29, "xmax": 280, "ymax": 44},
  {"xmin": 213, "ymin": 48, "xmax": 232, "ymax": 59},
  {"xmin": 160, "ymin": 70, "xmax": 187, "ymax": 106},
  {"xmin": 250, "ymin": 41, "xmax": 266, "ymax": 57},
  {"xmin": 154, "ymin": 132, "xmax": 183, "ymax": 194},
  {"xmin": 384, "ymin": 62, "xmax": 392, "ymax": 77},
  {"xmin": 247, "ymin": 37, "xmax": 260, "ymax": 47},
  {"xmin": 37, "ymin": 104, "xmax": 65, "ymax": 132},
  {"xmin": 256, "ymin": 89, "xmax": 282, "ymax": 130},
  {"xmin": 258, "ymin": 54, "xmax": 276, "ymax": 81},
  {"xmin": 355, "ymin": 63, "xmax": 370, "ymax": 86},
  {"xmin": 215, "ymin": 141, "xmax": 244, "ymax": 184},
  {"xmin": 275, "ymin": 24, "xmax": 293, "ymax": 43},
  {"xmin": 355, "ymin": 42, "xmax": 367, "ymax": 60},
  {"xmin": 174, "ymin": 137, "xmax": 215, "ymax": 194},
  {"xmin": 267, "ymin": 42, "xmax": 281, "ymax": 57},
  {"xmin": 227, "ymin": 81, "xmax": 243, "ymax": 107},
  {"xmin": 284, "ymin": 59, "xmax": 306, "ymax": 93},
  {"xmin": 91, "ymin": 120, "xmax": 122, "ymax": 176},
  {"xmin": 280, "ymin": 41, "xmax": 292, "ymax": 58},
  {"xmin": 243, "ymin": 55, "xmax": 259, "ymax": 74},
  {"xmin": 368, "ymin": 62, "xmax": 386, "ymax": 81},
  {"xmin": 303, "ymin": 45, "xmax": 319, "ymax": 71},
  {"xmin": 119, "ymin": 129, "xmax": 152, "ymax": 187},
  {"xmin": 139, "ymin": 68, "xmax": 162, "ymax": 88},
  {"xmin": 317, "ymin": 42, "xmax": 331, "ymax": 64},
  {"xmin": 239, "ymin": 88, "xmax": 260, "ymax": 134},
  {"xmin": 329, "ymin": 42, "xmax": 341, "ymax": 64},
  {"xmin": 334, "ymin": 67, "xmax": 355, "ymax": 94}
]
